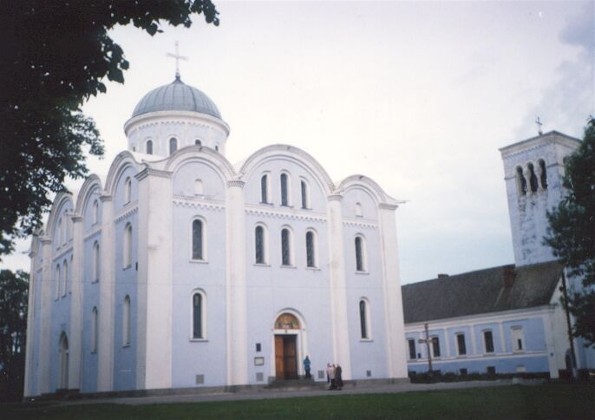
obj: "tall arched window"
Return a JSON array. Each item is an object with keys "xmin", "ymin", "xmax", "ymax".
[
  {"xmin": 169, "ymin": 137, "xmax": 178, "ymax": 155},
  {"xmin": 280, "ymin": 173, "xmax": 289, "ymax": 206},
  {"xmin": 355, "ymin": 235, "xmax": 367, "ymax": 272},
  {"xmin": 538, "ymin": 159, "xmax": 548, "ymax": 189},
  {"xmin": 93, "ymin": 241, "xmax": 100, "ymax": 282},
  {"xmin": 192, "ymin": 292, "xmax": 205, "ymax": 339},
  {"xmin": 92, "ymin": 200, "xmax": 99, "ymax": 224},
  {"xmin": 528, "ymin": 163, "xmax": 538, "ymax": 193},
  {"xmin": 123, "ymin": 223, "xmax": 132, "ymax": 268},
  {"xmin": 281, "ymin": 228, "xmax": 292, "ymax": 266},
  {"xmin": 123, "ymin": 296, "xmax": 131, "ymax": 346},
  {"xmin": 124, "ymin": 177, "xmax": 132, "ymax": 204},
  {"xmin": 359, "ymin": 299, "xmax": 370, "ymax": 339},
  {"xmin": 192, "ymin": 219, "xmax": 204, "ymax": 260},
  {"xmin": 57, "ymin": 218, "xmax": 63, "ymax": 246},
  {"xmin": 55, "ymin": 264, "xmax": 61, "ymax": 299},
  {"xmin": 255, "ymin": 225, "xmax": 266, "ymax": 264},
  {"xmin": 91, "ymin": 307, "xmax": 98, "ymax": 353},
  {"xmin": 516, "ymin": 166, "xmax": 527, "ymax": 195},
  {"xmin": 261, "ymin": 174, "xmax": 269, "ymax": 204},
  {"xmin": 62, "ymin": 259, "xmax": 69, "ymax": 297},
  {"xmin": 300, "ymin": 180, "xmax": 309, "ymax": 209},
  {"xmin": 306, "ymin": 231, "xmax": 316, "ymax": 268},
  {"xmin": 146, "ymin": 140, "xmax": 153, "ymax": 155}
]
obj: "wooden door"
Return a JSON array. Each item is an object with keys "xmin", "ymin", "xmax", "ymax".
[
  {"xmin": 275, "ymin": 335, "xmax": 298, "ymax": 379},
  {"xmin": 275, "ymin": 335, "xmax": 284, "ymax": 379}
]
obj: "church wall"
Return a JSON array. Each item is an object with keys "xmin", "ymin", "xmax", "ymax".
[
  {"xmin": 81, "ymin": 233, "xmax": 101, "ymax": 392},
  {"xmin": 26, "ymin": 269, "xmax": 43, "ymax": 396}
]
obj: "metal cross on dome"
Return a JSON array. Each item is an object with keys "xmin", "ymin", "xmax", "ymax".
[{"xmin": 167, "ymin": 41, "xmax": 188, "ymax": 80}]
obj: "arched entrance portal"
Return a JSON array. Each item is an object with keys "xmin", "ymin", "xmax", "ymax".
[
  {"xmin": 274, "ymin": 313, "xmax": 301, "ymax": 380},
  {"xmin": 59, "ymin": 332, "xmax": 69, "ymax": 389}
]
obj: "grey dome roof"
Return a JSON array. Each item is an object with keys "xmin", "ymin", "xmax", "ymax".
[{"xmin": 132, "ymin": 76, "xmax": 221, "ymax": 119}]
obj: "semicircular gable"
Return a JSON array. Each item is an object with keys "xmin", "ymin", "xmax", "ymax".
[
  {"xmin": 75, "ymin": 174, "xmax": 103, "ymax": 215},
  {"xmin": 46, "ymin": 192, "xmax": 74, "ymax": 242},
  {"xmin": 104, "ymin": 151, "xmax": 143, "ymax": 195},
  {"xmin": 337, "ymin": 175, "xmax": 396, "ymax": 205},
  {"xmin": 165, "ymin": 146, "xmax": 236, "ymax": 181}
]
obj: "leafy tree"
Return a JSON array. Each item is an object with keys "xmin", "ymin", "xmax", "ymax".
[
  {"xmin": 0, "ymin": 270, "xmax": 28, "ymax": 402},
  {"xmin": 0, "ymin": 0, "xmax": 220, "ymax": 257},
  {"xmin": 546, "ymin": 117, "xmax": 595, "ymax": 346}
]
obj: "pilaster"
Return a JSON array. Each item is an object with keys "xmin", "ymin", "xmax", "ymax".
[
  {"xmin": 68, "ymin": 215, "xmax": 84, "ymax": 389},
  {"xmin": 38, "ymin": 237, "xmax": 53, "ymax": 393}
]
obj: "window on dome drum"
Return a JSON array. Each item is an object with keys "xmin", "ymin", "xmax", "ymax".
[
  {"xmin": 123, "ymin": 296, "xmax": 131, "ymax": 346},
  {"xmin": 355, "ymin": 236, "xmax": 366, "ymax": 272},
  {"xmin": 91, "ymin": 307, "xmax": 98, "ymax": 353},
  {"xmin": 408, "ymin": 339, "xmax": 416, "ymax": 360},
  {"xmin": 516, "ymin": 166, "xmax": 527, "ymax": 195},
  {"xmin": 255, "ymin": 226, "xmax": 265, "ymax": 264},
  {"xmin": 93, "ymin": 242, "xmax": 100, "ymax": 282},
  {"xmin": 456, "ymin": 333, "xmax": 466, "ymax": 355},
  {"xmin": 512, "ymin": 327, "xmax": 524, "ymax": 352},
  {"xmin": 215, "ymin": 145, "xmax": 219, "ymax": 152},
  {"xmin": 306, "ymin": 231, "xmax": 316, "ymax": 268},
  {"xmin": 431, "ymin": 336, "xmax": 441, "ymax": 358},
  {"xmin": 192, "ymin": 219, "xmax": 204, "ymax": 260},
  {"xmin": 538, "ymin": 159, "xmax": 548, "ymax": 189},
  {"xmin": 169, "ymin": 137, "xmax": 178, "ymax": 155},
  {"xmin": 300, "ymin": 180, "xmax": 309, "ymax": 209},
  {"xmin": 281, "ymin": 228, "xmax": 292, "ymax": 266},
  {"xmin": 146, "ymin": 140, "xmax": 153, "ymax": 155},
  {"xmin": 359, "ymin": 300, "xmax": 370, "ymax": 339},
  {"xmin": 484, "ymin": 330, "xmax": 494, "ymax": 353},
  {"xmin": 528, "ymin": 163, "xmax": 538, "ymax": 193},
  {"xmin": 192, "ymin": 292, "xmax": 204, "ymax": 339},
  {"xmin": 280, "ymin": 173, "xmax": 289, "ymax": 206},
  {"xmin": 123, "ymin": 223, "xmax": 132, "ymax": 268},
  {"xmin": 124, "ymin": 177, "xmax": 132, "ymax": 204},
  {"xmin": 195, "ymin": 139, "xmax": 202, "ymax": 146},
  {"xmin": 260, "ymin": 174, "xmax": 269, "ymax": 204}
]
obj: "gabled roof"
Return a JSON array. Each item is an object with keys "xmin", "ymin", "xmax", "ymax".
[{"xmin": 402, "ymin": 261, "xmax": 562, "ymax": 324}]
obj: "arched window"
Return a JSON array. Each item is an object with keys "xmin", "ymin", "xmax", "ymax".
[
  {"xmin": 261, "ymin": 174, "xmax": 269, "ymax": 204},
  {"xmin": 528, "ymin": 163, "xmax": 538, "ymax": 193},
  {"xmin": 255, "ymin": 225, "xmax": 266, "ymax": 264},
  {"xmin": 169, "ymin": 137, "xmax": 178, "ymax": 155},
  {"xmin": 306, "ymin": 230, "xmax": 316, "ymax": 268},
  {"xmin": 123, "ymin": 223, "xmax": 132, "ymax": 268},
  {"xmin": 192, "ymin": 219, "xmax": 205, "ymax": 261},
  {"xmin": 516, "ymin": 166, "xmax": 527, "ymax": 195},
  {"xmin": 538, "ymin": 159, "xmax": 548, "ymax": 189},
  {"xmin": 355, "ymin": 235, "xmax": 367, "ymax": 272},
  {"xmin": 194, "ymin": 179, "xmax": 204, "ymax": 196},
  {"xmin": 195, "ymin": 139, "xmax": 202, "ymax": 146},
  {"xmin": 62, "ymin": 259, "xmax": 69, "ymax": 297},
  {"xmin": 91, "ymin": 307, "xmax": 98, "ymax": 353},
  {"xmin": 300, "ymin": 180, "xmax": 309, "ymax": 209},
  {"xmin": 215, "ymin": 145, "xmax": 219, "ymax": 152},
  {"xmin": 55, "ymin": 264, "xmax": 61, "ymax": 299},
  {"xmin": 57, "ymin": 218, "xmax": 63, "ymax": 246},
  {"xmin": 280, "ymin": 173, "xmax": 289, "ymax": 206},
  {"xmin": 93, "ymin": 241, "xmax": 100, "ymax": 282},
  {"xmin": 123, "ymin": 296, "xmax": 131, "ymax": 346},
  {"xmin": 192, "ymin": 292, "xmax": 205, "ymax": 339},
  {"xmin": 359, "ymin": 299, "xmax": 370, "ymax": 339},
  {"xmin": 146, "ymin": 140, "xmax": 153, "ymax": 155},
  {"xmin": 281, "ymin": 228, "xmax": 292, "ymax": 266},
  {"xmin": 124, "ymin": 177, "xmax": 132, "ymax": 204},
  {"xmin": 92, "ymin": 200, "xmax": 99, "ymax": 224}
]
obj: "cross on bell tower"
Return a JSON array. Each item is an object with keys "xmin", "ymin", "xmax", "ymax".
[
  {"xmin": 167, "ymin": 41, "xmax": 188, "ymax": 80},
  {"xmin": 535, "ymin": 116, "xmax": 543, "ymax": 135}
]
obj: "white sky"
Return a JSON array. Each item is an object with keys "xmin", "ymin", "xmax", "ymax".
[{"xmin": 2, "ymin": 1, "xmax": 593, "ymax": 284}]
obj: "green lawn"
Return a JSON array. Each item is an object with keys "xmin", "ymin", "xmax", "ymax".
[{"xmin": 3, "ymin": 384, "xmax": 595, "ymax": 420}]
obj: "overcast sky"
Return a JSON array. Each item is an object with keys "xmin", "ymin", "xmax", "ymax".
[{"xmin": 3, "ymin": 1, "xmax": 593, "ymax": 284}]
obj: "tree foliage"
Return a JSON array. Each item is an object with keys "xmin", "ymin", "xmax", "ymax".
[
  {"xmin": 546, "ymin": 118, "xmax": 595, "ymax": 346},
  {"xmin": 0, "ymin": 270, "xmax": 28, "ymax": 402},
  {"xmin": 0, "ymin": 0, "xmax": 220, "ymax": 257}
]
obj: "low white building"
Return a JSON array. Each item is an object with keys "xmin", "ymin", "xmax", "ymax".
[{"xmin": 24, "ymin": 74, "xmax": 408, "ymax": 396}]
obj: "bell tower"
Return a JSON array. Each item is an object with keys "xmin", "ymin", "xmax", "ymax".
[{"xmin": 500, "ymin": 130, "xmax": 581, "ymax": 267}]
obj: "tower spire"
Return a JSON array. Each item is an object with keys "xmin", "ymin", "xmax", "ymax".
[{"xmin": 166, "ymin": 41, "xmax": 188, "ymax": 80}]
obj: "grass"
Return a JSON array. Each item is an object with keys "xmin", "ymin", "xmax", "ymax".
[{"xmin": 2, "ymin": 383, "xmax": 595, "ymax": 419}]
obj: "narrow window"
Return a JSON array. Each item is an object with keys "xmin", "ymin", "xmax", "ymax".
[
  {"xmin": 281, "ymin": 228, "xmax": 291, "ymax": 266},
  {"xmin": 57, "ymin": 218, "xmax": 63, "ymax": 246},
  {"xmin": 516, "ymin": 166, "xmax": 527, "ymax": 195},
  {"xmin": 91, "ymin": 307, "xmax": 98, "ymax": 353},
  {"xmin": 359, "ymin": 300, "xmax": 369, "ymax": 339},
  {"xmin": 408, "ymin": 339, "xmax": 416, "ymax": 360},
  {"xmin": 512, "ymin": 327, "xmax": 524, "ymax": 351},
  {"xmin": 306, "ymin": 231, "xmax": 316, "ymax": 268},
  {"xmin": 169, "ymin": 137, "xmax": 178, "ymax": 155},
  {"xmin": 456, "ymin": 333, "xmax": 466, "ymax": 355},
  {"xmin": 355, "ymin": 236, "xmax": 366, "ymax": 272},
  {"xmin": 484, "ymin": 330, "xmax": 494, "ymax": 353},
  {"xmin": 124, "ymin": 177, "xmax": 132, "ymax": 204},
  {"xmin": 280, "ymin": 173, "xmax": 289, "ymax": 206},
  {"xmin": 355, "ymin": 202, "xmax": 363, "ymax": 217},
  {"xmin": 300, "ymin": 180, "xmax": 309, "ymax": 209},
  {"xmin": 62, "ymin": 260, "xmax": 69, "ymax": 297},
  {"xmin": 123, "ymin": 223, "xmax": 132, "ymax": 268},
  {"xmin": 192, "ymin": 219, "xmax": 204, "ymax": 260},
  {"xmin": 146, "ymin": 140, "xmax": 153, "ymax": 155},
  {"xmin": 215, "ymin": 145, "xmax": 219, "ymax": 152},
  {"xmin": 93, "ymin": 242, "xmax": 100, "ymax": 282},
  {"xmin": 193, "ymin": 292, "xmax": 204, "ymax": 339},
  {"xmin": 194, "ymin": 179, "xmax": 204, "ymax": 196},
  {"xmin": 431, "ymin": 336, "xmax": 441, "ymax": 358},
  {"xmin": 55, "ymin": 264, "xmax": 61, "ymax": 299},
  {"xmin": 123, "ymin": 296, "xmax": 131, "ymax": 346},
  {"xmin": 195, "ymin": 139, "xmax": 202, "ymax": 146},
  {"xmin": 255, "ymin": 226, "xmax": 265, "ymax": 264},
  {"xmin": 528, "ymin": 163, "xmax": 538, "ymax": 193},
  {"xmin": 260, "ymin": 174, "xmax": 269, "ymax": 204},
  {"xmin": 538, "ymin": 159, "xmax": 548, "ymax": 189},
  {"xmin": 92, "ymin": 200, "xmax": 99, "ymax": 224}
]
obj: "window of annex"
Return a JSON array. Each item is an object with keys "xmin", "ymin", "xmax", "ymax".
[
  {"xmin": 169, "ymin": 137, "xmax": 178, "ymax": 155},
  {"xmin": 280, "ymin": 172, "xmax": 291, "ymax": 207},
  {"xmin": 305, "ymin": 230, "xmax": 317, "ymax": 268},
  {"xmin": 456, "ymin": 333, "xmax": 467, "ymax": 356},
  {"xmin": 355, "ymin": 235, "xmax": 368, "ymax": 272},
  {"xmin": 483, "ymin": 330, "xmax": 495, "ymax": 353},
  {"xmin": 146, "ymin": 139, "xmax": 153, "ymax": 155},
  {"xmin": 191, "ymin": 218, "xmax": 207, "ymax": 262},
  {"xmin": 359, "ymin": 299, "xmax": 371, "ymax": 340},
  {"xmin": 431, "ymin": 336, "xmax": 441, "ymax": 358},
  {"xmin": 123, "ymin": 223, "xmax": 133, "ymax": 269},
  {"xmin": 192, "ymin": 291, "xmax": 207, "ymax": 340},
  {"xmin": 511, "ymin": 327, "xmax": 524, "ymax": 352},
  {"xmin": 260, "ymin": 173, "xmax": 271, "ymax": 204},
  {"xmin": 123, "ymin": 295, "xmax": 131, "ymax": 347},
  {"xmin": 408, "ymin": 339, "xmax": 416, "ymax": 360},
  {"xmin": 254, "ymin": 225, "xmax": 268, "ymax": 265},
  {"xmin": 281, "ymin": 227, "xmax": 294, "ymax": 267}
]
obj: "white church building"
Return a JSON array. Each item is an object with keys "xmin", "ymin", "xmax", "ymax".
[{"xmin": 24, "ymin": 73, "xmax": 409, "ymax": 397}]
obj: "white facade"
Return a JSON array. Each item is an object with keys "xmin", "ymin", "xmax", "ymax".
[{"xmin": 24, "ymin": 76, "xmax": 408, "ymax": 396}]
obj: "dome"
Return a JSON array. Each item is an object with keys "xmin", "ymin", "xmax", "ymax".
[{"xmin": 131, "ymin": 76, "xmax": 222, "ymax": 119}]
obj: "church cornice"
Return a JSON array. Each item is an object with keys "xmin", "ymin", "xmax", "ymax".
[
  {"xmin": 245, "ymin": 208, "xmax": 327, "ymax": 224},
  {"xmin": 84, "ymin": 227, "xmax": 102, "ymax": 242},
  {"xmin": 136, "ymin": 167, "xmax": 172, "ymax": 181},
  {"xmin": 173, "ymin": 198, "xmax": 225, "ymax": 212},
  {"xmin": 343, "ymin": 219, "xmax": 378, "ymax": 230},
  {"xmin": 114, "ymin": 205, "xmax": 139, "ymax": 223}
]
